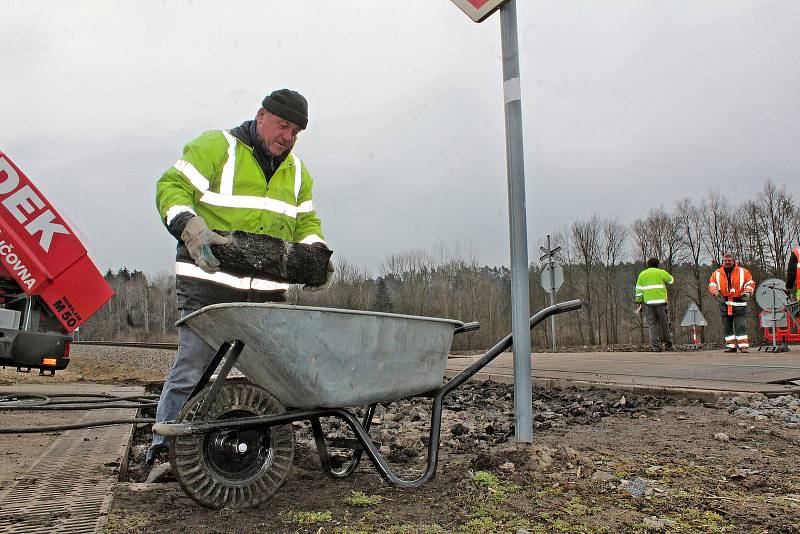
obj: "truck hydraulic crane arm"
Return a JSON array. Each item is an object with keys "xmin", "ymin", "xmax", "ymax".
[{"xmin": 0, "ymin": 152, "xmax": 113, "ymax": 374}]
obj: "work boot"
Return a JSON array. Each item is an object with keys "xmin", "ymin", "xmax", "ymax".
[
  {"xmin": 652, "ymin": 347, "xmax": 663, "ymax": 353},
  {"xmin": 145, "ymin": 461, "xmax": 175, "ymax": 484},
  {"xmin": 664, "ymin": 344, "xmax": 675, "ymax": 352},
  {"xmin": 739, "ymin": 347, "xmax": 749, "ymax": 353},
  {"xmin": 723, "ymin": 347, "xmax": 737, "ymax": 353},
  {"xmin": 146, "ymin": 444, "xmax": 168, "ymax": 466}
]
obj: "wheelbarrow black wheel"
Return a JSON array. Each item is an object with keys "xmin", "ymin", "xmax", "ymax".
[{"xmin": 170, "ymin": 380, "xmax": 294, "ymax": 509}]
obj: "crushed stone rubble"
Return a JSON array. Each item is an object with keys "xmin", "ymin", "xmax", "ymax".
[
  {"xmin": 126, "ymin": 374, "xmax": 683, "ymax": 482},
  {"xmin": 87, "ymin": 346, "xmax": 798, "ymax": 481},
  {"xmin": 292, "ymin": 381, "xmax": 681, "ymax": 467},
  {"xmin": 719, "ymin": 393, "xmax": 800, "ymax": 428}
]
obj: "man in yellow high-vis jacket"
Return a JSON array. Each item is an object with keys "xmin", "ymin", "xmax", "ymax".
[
  {"xmin": 635, "ymin": 257, "xmax": 675, "ymax": 352},
  {"xmin": 148, "ymin": 89, "xmax": 332, "ymax": 464}
]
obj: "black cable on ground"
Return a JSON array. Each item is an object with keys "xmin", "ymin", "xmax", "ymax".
[
  {"xmin": 0, "ymin": 418, "xmax": 156, "ymax": 434},
  {"xmin": 3, "ymin": 404, "xmax": 156, "ymax": 410},
  {"xmin": 0, "ymin": 393, "xmax": 159, "ymax": 410},
  {"xmin": 0, "ymin": 392, "xmax": 159, "ymax": 434}
]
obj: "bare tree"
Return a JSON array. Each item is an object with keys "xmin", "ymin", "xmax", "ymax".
[
  {"xmin": 600, "ymin": 218, "xmax": 626, "ymax": 344},
  {"xmin": 701, "ymin": 190, "xmax": 733, "ymax": 266},
  {"xmin": 732, "ymin": 200, "xmax": 766, "ymax": 272},
  {"xmin": 756, "ymin": 180, "xmax": 796, "ymax": 277},
  {"xmin": 675, "ymin": 198, "xmax": 709, "ymax": 340},
  {"xmin": 572, "ymin": 216, "xmax": 601, "ymax": 345},
  {"xmin": 631, "ymin": 208, "xmax": 685, "ymax": 271}
]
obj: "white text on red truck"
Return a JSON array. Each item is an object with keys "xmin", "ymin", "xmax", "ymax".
[{"xmin": 0, "ymin": 156, "xmax": 70, "ymax": 252}]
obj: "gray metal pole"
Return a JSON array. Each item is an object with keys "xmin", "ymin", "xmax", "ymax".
[
  {"xmin": 547, "ymin": 235, "xmax": 556, "ymax": 351},
  {"xmin": 500, "ymin": 1, "xmax": 532, "ymax": 442}
]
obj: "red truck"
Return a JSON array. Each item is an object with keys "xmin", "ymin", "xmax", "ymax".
[{"xmin": 0, "ymin": 152, "xmax": 113, "ymax": 375}]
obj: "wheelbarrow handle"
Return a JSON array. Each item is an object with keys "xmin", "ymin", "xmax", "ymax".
[
  {"xmin": 454, "ymin": 322, "xmax": 480, "ymax": 335},
  {"xmin": 552, "ymin": 299, "xmax": 582, "ymax": 315},
  {"xmin": 443, "ymin": 299, "xmax": 583, "ymax": 394}
]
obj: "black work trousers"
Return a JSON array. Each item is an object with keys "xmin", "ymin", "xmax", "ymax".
[
  {"xmin": 722, "ymin": 314, "xmax": 748, "ymax": 348},
  {"xmin": 644, "ymin": 303, "xmax": 673, "ymax": 351}
]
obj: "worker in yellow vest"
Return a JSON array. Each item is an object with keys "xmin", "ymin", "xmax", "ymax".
[
  {"xmin": 635, "ymin": 257, "xmax": 675, "ymax": 352},
  {"xmin": 149, "ymin": 89, "xmax": 331, "ymax": 466}
]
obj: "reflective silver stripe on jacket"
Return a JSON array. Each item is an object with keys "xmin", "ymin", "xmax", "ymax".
[
  {"xmin": 293, "ymin": 153, "xmax": 302, "ymax": 201},
  {"xmin": 166, "ymin": 204, "xmax": 196, "ymax": 225},
  {"xmin": 219, "ymin": 131, "xmax": 237, "ymax": 195},
  {"xmin": 175, "ymin": 262, "xmax": 289, "ymax": 291},
  {"xmin": 710, "ymin": 271, "xmax": 721, "ymax": 291},
  {"xmin": 172, "ymin": 133, "xmax": 312, "ymax": 218}
]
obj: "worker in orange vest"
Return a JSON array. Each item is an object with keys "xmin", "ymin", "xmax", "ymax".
[
  {"xmin": 787, "ymin": 246, "xmax": 800, "ymax": 301},
  {"xmin": 708, "ymin": 253, "xmax": 756, "ymax": 352}
]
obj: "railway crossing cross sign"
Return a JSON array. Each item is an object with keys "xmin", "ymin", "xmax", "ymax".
[
  {"xmin": 539, "ymin": 236, "xmax": 562, "ymax": 352},
  {"xmin": 450, "ymin": 0, "xmax": 511, "ymax": 22}
]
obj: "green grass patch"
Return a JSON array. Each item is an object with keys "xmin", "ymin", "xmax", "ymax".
[
  {"xmin": 101, "ymin": 512, "xmax": 150, "ymax": 533},
  {"xmin": 345, "ymin": 490, "xmax": 384, "ymax": 507},
  {"xmin": 633, "ymin": 508, "xmax": 734, "ymax": 533},
  {"xmin": 280, "ymin": 510, "xmax": 333, "ymax": 525},
  {"xmin": 531, "ymin": 496, "xmax": 607, "ymax": 533},
  {"xmin": 381, "ymin": 524, "xmax": 446, "ymax": 534},
  {"xmin": 456, "ymin": 506, "xmax": 530, "ymax": 534},
  {"xmin": 472, "ymin": 471, "xmax": 519, "ymax": 502}
]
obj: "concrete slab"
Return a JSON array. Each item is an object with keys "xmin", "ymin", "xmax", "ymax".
[{"xmin": 446, "ymin": 349, "xmax": 800, "ymax": 396}]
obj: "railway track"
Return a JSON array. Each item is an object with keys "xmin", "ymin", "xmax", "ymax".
[{"xmin": 71, "ymin": 340, "xmax": 178, "ymax": 350}]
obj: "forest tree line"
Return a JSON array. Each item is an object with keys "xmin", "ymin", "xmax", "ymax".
[{"xmin": 79, "ymin": 180, "xmax": 799, "ymax": 351}]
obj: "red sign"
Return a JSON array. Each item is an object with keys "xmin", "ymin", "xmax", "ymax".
[{"xmin": 450, "ymin": 0, "xmax": 510, "ymax": 22}]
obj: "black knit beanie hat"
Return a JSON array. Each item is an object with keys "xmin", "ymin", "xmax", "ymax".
[{"xmin": 262, "ymin": 89, "xmax": 308, "ymax": 129}]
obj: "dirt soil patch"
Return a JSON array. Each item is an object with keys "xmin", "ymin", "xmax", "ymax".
[
  {"xmin": 6, "ymin": 349, "xmax": 799, "ymax": 533},
  {"xmin": 107, "ymin": 380, "xmax": 800, "ymax": 533}
]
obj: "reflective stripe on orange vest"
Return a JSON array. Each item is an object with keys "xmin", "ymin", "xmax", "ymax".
[{"xmin": 709, "ymin": 264, "xmax": 755, "ymax": 316}]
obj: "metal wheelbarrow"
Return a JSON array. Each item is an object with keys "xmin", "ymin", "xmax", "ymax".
[{"xmin": 153, "ymin": 300, "xmax": 582, "ymax": 509}]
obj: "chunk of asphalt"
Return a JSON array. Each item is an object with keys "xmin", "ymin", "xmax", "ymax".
[{"xmin": 211, "ymin": 231, "xmax": 333, "ymax": 285}]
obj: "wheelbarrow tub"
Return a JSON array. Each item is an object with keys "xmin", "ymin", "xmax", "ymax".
[{"xmin": 177, "ymin": 303, "xmax": 463, "ymax": 409}]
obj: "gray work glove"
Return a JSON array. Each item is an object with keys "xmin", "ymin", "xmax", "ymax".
[
  {"xmin": 181, "ymin": 216, "xmax": 231, "ymax": 273},
  {"xmin": 741, "ymin": 292, "xmax": 751, "ymax": 301},
  {"xmin": 303, "ymin": 243, "xmax": 335, "ymax": 292}
]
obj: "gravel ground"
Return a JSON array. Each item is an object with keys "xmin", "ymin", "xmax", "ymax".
[
  {"xmin": 721, "ymin": 394, "xmax": 800, "ymax": 428},
  {"xmin": 6, "ymin": 346, "xmax": 800, "ymax": 532}
]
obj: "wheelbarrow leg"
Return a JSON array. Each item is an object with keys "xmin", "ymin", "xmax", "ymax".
[
  {"xmin": 194, "ymin": 340, "xmax": 245, "ymax": 418},
  {"xmin": 310, "ymin": 418, "xmax": 332, "ymax": 472},
  {"xmin": 311, "ymin": 403, "xmax": 377, "ymax": 478},
  {"xmin": 186, "ymin": 341, "xmax": 232, "ymax": 403}
]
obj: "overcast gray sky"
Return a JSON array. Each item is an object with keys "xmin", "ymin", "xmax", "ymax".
[{"xmin": 2, "ymin": 0, "xmax": 798, "ymax": 276}]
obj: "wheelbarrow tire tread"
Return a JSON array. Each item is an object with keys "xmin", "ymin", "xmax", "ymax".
[{"xmin": 170, "ymin": 380, "xmax": 294, "ymax": 509}]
